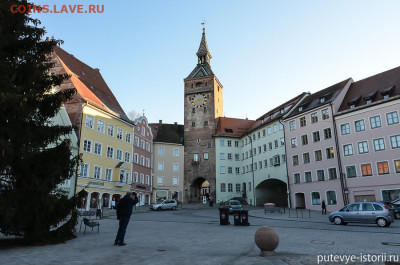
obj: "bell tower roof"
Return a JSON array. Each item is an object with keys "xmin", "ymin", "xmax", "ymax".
[{"xmin": 196, "ymin": 28, "xmax": 212, "ymax": 61}]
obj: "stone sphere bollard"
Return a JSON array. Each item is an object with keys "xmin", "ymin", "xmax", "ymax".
[{"xmin": 254, "ymin": 226, "xmax": 279, "ymax": 256}]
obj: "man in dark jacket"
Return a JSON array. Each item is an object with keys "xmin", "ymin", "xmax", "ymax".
[{"xmin": 114, "ymin": 192, "xmax": 139, "ymax": 246}]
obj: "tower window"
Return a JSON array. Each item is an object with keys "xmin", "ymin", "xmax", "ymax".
[
  {"xmin": 196, "ymin": 82, "xmax": 202, "ymax": 88},
  {"xmin": 191, "ymin": 84, "xmax": 193, "ymax": 88},
  {"xmin": 204, "ymin": 107, "xmax": 207, "ymax": 113},
  {"xmin": 192, "ymin": 108, "xmax": 195, "ymax": 113},
  {"xmin": 204, "ymin": 121, "xmax": 208, "ymax": 126},
  {"xmin": 205, "ymin": 82, "xmax": 208, "ymax": 87},
  {"xmin": 191, "ymin": 122, "xmax": 195, "ymax": 127}
]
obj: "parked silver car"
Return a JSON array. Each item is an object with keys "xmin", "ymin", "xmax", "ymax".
[
  {"xmin": 227, "ymin": 200, "xmax": 243, "ymax": 214},
  {"xmin": 329, "ymin": 202, "xmax": 394, "ymax": 227},
  {"xmin": 150, "ymin": 199, "xmax": 177, "ymax": 211}
]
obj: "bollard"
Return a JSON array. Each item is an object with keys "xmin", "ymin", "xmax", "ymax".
[{"xmin": 254, "ymin": 226, "xmax": 279, "ymax": 256}]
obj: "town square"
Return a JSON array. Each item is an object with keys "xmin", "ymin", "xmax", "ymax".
[{"xmin": 1, "ymin": 0, "xmax": 400, "ymax": 264}]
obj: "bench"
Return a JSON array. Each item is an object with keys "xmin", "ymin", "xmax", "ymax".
[
  {"xmin": 79, "ymin": 210, "xmax": 96, "ymax": 232},
  {"xmin": 82, "ymin": 218, "xmax": 100, "ymax": 235}
]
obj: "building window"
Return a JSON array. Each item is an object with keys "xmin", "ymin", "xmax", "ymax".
[
  {"xmin": 322, "ymin": 109, "xmax": 330, "ymax": 120},
  {"xmin": 173, "ymin": 148, "xmax": 179, "ymax": 157},
  {"xmin": 106, "ymin": 124, "xmax": 115, "ymax": 138},
  {"xmin": 305, "ymin": 172, "xmax": 312, "ymax": 182},
  {"xmin": 387, "ymin": 111, "xmax": 399, "ymax": 125},
  {"xmin": 358, "ymin": 141, "xmax": 369, "ymax": 154},
  {"xmin": 220, "ymin": 153, "xmax": 225, "ymax": 160},
  {"xmin": 289, "ymin": 121, "xmax": 296, "ymax": 131},
  {"xmin": 141, "ymin": 140, "xmax": 145, "ymax": 149},
  {"xmin": 83, "ymin": 139, "xmax": 92, "ymax": 153},
  {"xmin": 220, "ymin": 139, "xmax": 225, "ymax": 147},
  {"xmin": 315, "ymin": 150, "xmax": 322, "ymax": 161},
  {"xmin": 292, "ymin": 155, "xmax": 299, "ymax": 166},
  {"xmin": 301, "ymin": 135, "xmax": 308, "ymax": 146},
  {"xmin": 106, "ymin": 146, "xmax": 114, "ymax": 159},
  {"xmin": 146, "ymin": 158, "xmax": 150, "ymax": 168},
  {"xmin": 96, "ymin": 120, "xmax": 105, "ymax": 133},
  {"xmin": 135, "ymin": 137, "xmax": 139, "ymax": 147},
  {"xmin": 313, "ymin": 131, "xmax": 320, "ymax": 142},
  {"xmin": 273, "ymin": 124, "xmax": 278, "ymax": 133},
  {"xmin": 125, "ymin": 152, "xmax": 131, "ymax": 163},
  {"xmin": 146, "ymin": 142, "xmax": 151, "ymax": 152},
  {"xmin": 116, "ymin": 128, "xmax": 123, "ymax": 140},
  {"xmin": 311, "ymin": 113, "xmax": 318, "ymax": 123},
  {"xmin": 191, "ymin": 122, "xmax": 195, "ymax": 127},
  {"xmin": 173, "ymin": 163, "xmax": 179, "ymax": 172},
  {"xmin": 134, "ymin": 153, "xmax": 139, "ymax": 163},
  {"xmin": 140, "ymin": 156, "xmax": 145, "ymax": 166},
  {"xmin": 282, "ymin": 154, "xmax": 286, "ymax": 163},
  {"xmin": 173, "ymin": 177, "xmax": 179, "ymax": 185},
  {"xmin": 235, "ymin": 167, "xmax": 240, "ymax": 174},
  {"xmin": 341, "ymin": 123, "xmax": 350, "ymax": 135},
  {"xmin": 236, "ymin": 184, "xmax": 241, "ymax": 192},
  {"xmin": 204, "ymin": 121, "xmax": 208, "ymax": 126},
  {"xmin": 158, "ymin": 162, "xmax": 164, "ymax": 171},
  {"xmin": 373, "ymin": 138, "xmax": 385, "ymax": 151},
  {"xmin": 323, "ymin": 128, "xmax": 332, "ymax": 140},
  {"xmin": 228, "ymin": 153, "xmax": 232, "ymax": 160},
  {"xmin": 220, "ymin": 166, "xmax": 226, "ymax": 174},
  {"xmin": 355, "ymin": 120, "xmax": 365, "ymax": 132},
  {"xmin": 203, "ymin": 152, "xmax": 209, "ymax": 160},
  {"xmin": 328, "ymin": 168, "xmax": 337, "ymax": 180},
  {"xmin": 125, "ymin": 132, "xmax": 131, "ymax": 143},
  {"xmin": 133, "ymin": 172, "xmax": 138, "ymax": 182},
  {"xmin": 80, "ymin": 163, "xmax": 89, "ymax": 177},
  {"xmin": 93, "ymin": 166, "xmax": 101, "ymax": 179},
  {"xmin": 268, "ymin": 142, "xmax": 272, "ymax": 150},
  {"xmin": 158, "ymin": 147, "xmax": 164, "ymax": 156},
  {"xmin": 264, "ymin": 159, "xmax": 268, "ymax": 167},
  {"xmin": 235, "ymin": 141, "xmax": 239, "ymax": 147},
  {"xmin": 146, "ymin": 175, "xmax": 150, "ymax": 185},
  {"xmin": 303, "ymin": 153, "xmax": 310, "ymax": 164},
  {"xmin": 220, "ymin": 183, "xmax": 226, "ymax": 192},
  {"xmin": 311, "ymin": 192, "xmax": 321, "ymax": 205},
  {"xmin": 294, "ymin": 173, "xmax": 300, "ymax": 184},
  {"xmin": 326, "ymin": 191, "xmax": 337, "ymax": 205},
  {"xmin": 343, "ymin": 144, "xmax": 353, "ymax": 156},
  {"xmin": 326, "ymin": 147, "xmax": 334, "ymax": 159},
  {"xmin": 377, "ymin": 162, "xmax": 389, "ymax": 175},
  {"xmin": 291, "ymin": 138, "xmax": 297, "ymax": 148},
  {"xmin": 346, "ymin": 165, "xmax": 357, "ymax": 178},
  {"xmin": 317, "ymin": 170, "xmax": 325, "ymax": 181},
  {"xmin": 116, "ymin": 149, "xmax": 123, "ymax": 161},
  {"xmin": 391, "ymin": 135, "xmax": 400, "ymax": 149},
  {"xmin": 227, "ymin": 140, "xmax": 232, "ymax": 147},
  {"xmin": 85, "ymin": 115, "xmax": 94, "ymax": 129},
  {"xmin": 226, "ymin": 183, "xmax": 232, "ymax": 192},
  {"xmin": 105, "ymin": 168, "xmax": 112, "ymax": 181},
  {"xmin": 394, "ymin": 160, "xmax": 400, "ymax": 173},
  {"xmin": 300, "ymin": 117, "xmax": 306, "ymax": 127},
  {"xmin": 280, "ymin": 138, "xmax": 285, "ymax": 146},
  {"xmin": 361, "ymin": 164, "xmax": 372, "ymax": 176},
  {"xmin": 94, "ymin": 142, "xmax": 102, "ymax": 156},
  {"xmin": 228, "ymin": 167, "xmax": 233, "ymax": 174},
  {"xmin": 370, "ymin": 116, "xmax": 381, "ymax": 129},
  {"xmin": 157, "ymin": 176, "xmax": 164, "ymax": 185}
]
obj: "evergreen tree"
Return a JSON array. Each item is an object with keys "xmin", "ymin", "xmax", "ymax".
[{"xmin": 0, "ymin": 0, "xmax": 79, "ymax": 243}]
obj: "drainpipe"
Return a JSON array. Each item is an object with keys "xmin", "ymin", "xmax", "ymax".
[
  {"xmin": 331, "ymin": 103, "xmax": 349, "ymax": 206},
  {"xmin": 247, "ymin": 135, "xmax": 256, "ymax": 206},
  {"xmin": 279, "ymin": 119, "xmax": 292, "ymax": 208},
  {"xmin": 73, "ymin": 103, "xmax": 85, "ymax": 196}
]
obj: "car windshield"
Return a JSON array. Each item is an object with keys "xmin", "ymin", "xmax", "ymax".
[{"xmin": 230, "ymin": 201, "xmax": 240, "ymax": 205}]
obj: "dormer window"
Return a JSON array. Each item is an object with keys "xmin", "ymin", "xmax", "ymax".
[
  {"xmin": 363, "ymin": 91, "xmax": 377, "ymax": 104},
  {"xmin": 350, "ymin": 105, "xmax": 355, "ymax": 109},
  {"xmin": 366, "ymin": 100, "xmax": 372, "ymax": 104},
  {"xmin": 280, "ymin": 109, "xmax": 285, "ymax": 114},
  {"xmin": 298, "ymin": 106, "xmax": 303, "ymax": 112},
  {"xmin": 381, "ymin": 85, "xmax": 394, "ymax": 99},
  {"xmin": 384, "ymin": 95, "xmax": 389, "ymax": 99},
  {"xmin": 320, "ymin": 97, "xmax": 325, "ymax": 103},
  {"xmin": 225, "ymin": 128, "xmax": 233, "ymax": 133}
]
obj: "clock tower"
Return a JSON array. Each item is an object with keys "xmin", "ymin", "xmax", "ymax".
[{"xmin": 184, "ymin": 27, "xmax": 223, "ymax": 203}]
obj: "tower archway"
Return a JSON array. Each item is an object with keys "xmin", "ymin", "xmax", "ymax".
[{"xmin": 191, "ymin": 177, "xmax": 209, "ymax": 202}]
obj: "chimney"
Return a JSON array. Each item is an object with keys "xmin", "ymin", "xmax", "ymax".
[
  {"xmin": 159, "ymin": 120, "xmax": 162, "ymax": 124},
  {"xmin": 174, "ymin": 122, "xmax": 177, "ymax": 125}
]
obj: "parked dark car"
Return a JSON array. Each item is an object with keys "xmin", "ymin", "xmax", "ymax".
[
  {"xmin": 329, "ymin": 202, "xmax": 394, "ymax": 227},
  {"xmin": 226, "ymin": 200, "xmax": 243, "ymax": 214},
  {"xmin": 388, "ymin": 199, "xmax": 400, "ymax": 219}
]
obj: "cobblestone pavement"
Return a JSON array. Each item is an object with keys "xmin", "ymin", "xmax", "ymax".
[{"xmin": 1, "ymin": 206, "xmax": 399, "ymax": 265}]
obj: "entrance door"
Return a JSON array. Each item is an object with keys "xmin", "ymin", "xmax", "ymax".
[{"xmin": 295, "ymin": 193, "xmax": 306, "ymax": 209}]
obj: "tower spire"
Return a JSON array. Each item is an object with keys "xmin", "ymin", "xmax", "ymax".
[{"xmin": 196, "ymin": 21, "xmax": 212, "ymax": 65}]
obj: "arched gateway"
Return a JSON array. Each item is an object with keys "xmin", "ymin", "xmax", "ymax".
[
  {"xmin": 255, "ymin": 179, "xmax": 288, "ymax": 207},
  {"xmin": 188, "ymin": 177, "xmax": 211, "ymax": 202}
]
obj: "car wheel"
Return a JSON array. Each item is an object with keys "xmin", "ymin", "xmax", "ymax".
[
  {"xmin": 395, "ymin": 212, "xmax": 400, "ymax": 219},
  {"xmin": 333, "ymin": 216, "xmax": 343, "ymax": 225},
  {"xmin": 172, "ymin": 206, "xmax": 176, "ymax": 210},
  {"xmin": 376, "ymin": 218, "xmax": 387, "ymax": 227},
  {"xmin": 157, "ymin": 207, "xmax": 162, "ymax": 211}
]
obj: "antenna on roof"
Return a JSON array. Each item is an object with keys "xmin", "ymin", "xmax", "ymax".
[
  {"xmin": 201, "ymin": 20, "xmax": 206, "ymax": 32},
  {"xmin": 245, "ymin": 114, "xmax": 248, "ymax": 120},
  {"xmin": 142, "ymin": 109, "xmax": 145, "ymax": 116}
]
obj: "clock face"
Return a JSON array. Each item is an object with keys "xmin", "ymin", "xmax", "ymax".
[{"xmin": 191, "ymin": 94, "xmax": 207, "ymax": 108}]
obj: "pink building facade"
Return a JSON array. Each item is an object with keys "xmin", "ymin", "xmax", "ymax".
[
  {"xmin": 284, "ymin": 79, "xmax": 352, "ymax": 211},
  {"xmin": 336, "ymin": 66, "xmax": 400, "ymax": 204}
]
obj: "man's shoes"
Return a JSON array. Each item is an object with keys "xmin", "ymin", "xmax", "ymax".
[
  {"xmin": 114, "ymin": 242, "xmax": 119, "ymax": 246},
  {"xmin": 118, "ymin": 243, "xmax": 127, "ymax": 246}
]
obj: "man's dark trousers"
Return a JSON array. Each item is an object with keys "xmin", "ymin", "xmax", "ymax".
[{"xmin": 115, "ymin": 217, "xmax": 130, "ymax": 245}]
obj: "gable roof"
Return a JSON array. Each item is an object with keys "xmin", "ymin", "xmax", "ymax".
[
  {"xmin": 150, "ymin": 123, "xmax": 184, "ymax": 145},
  {"xmin": 186, "ymin": 63, "xmax": 214, "ymax": 79},
  {"xmin": 285, "ymin": 78, "xmax": 352, "ymax": 119},
  {"xmin": 53, "ymin": 46, "xmax": 130, "ymax": 123},
  {"xmin": 338, "ymin": 66, "xmax": 400, "ymax": 112},
  {"xmin": 215, "ymin": 117, "xmax": 257, "ymax": 138}
]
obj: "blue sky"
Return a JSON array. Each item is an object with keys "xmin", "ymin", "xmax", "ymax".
[{"xmin": 33, "ymin": 0, "xmax": 400, "ymax": 124}]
